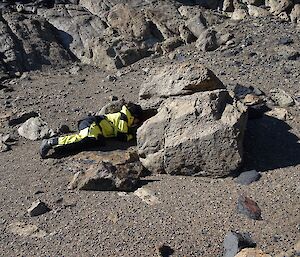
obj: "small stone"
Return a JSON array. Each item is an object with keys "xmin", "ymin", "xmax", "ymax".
[
  {"xmin": 109, "ymin": 95, "xmax": 118, "ymax": 101},
  {"xmin": 270, "ymin": 89, "xmax": 294, "ymax": 107},
  {"xmin": 134, "ymin": 188, "xmax": 160, "ymax": 205},
  {"xmin": 279, "ymin": 37, "xmax": 293, "ymax": 45},
  {"xmin": 237, "ymin": 195, "xmax": 262, "ymax": 220},
  {"xmin": 0, "ymin": 134, "xmax": 11, "ymax": 143},
  {"xmin": 236, "ymin": 170, "xmax": 261, "ymax": 185},
  {"xmin": 266, "ymin": 108, "xmax": 288, "ymax": 121},
  {"xmin": 156, "ymin": 243, "xmax": 174, "ymax": 257},
  {"xmin": 223, "ymin": 231, "xmax": 256, "ymax": 257},
  {"xmin": 142, "ymin": 68, "xmax": 150, "ymax": 74},
  {"xmin": 0, "ymin": 142, "xmax": 10, "ymax": 152},
  {"xmin": 27, "ymin": 200, "xmax": 51, "ymax": 217},
  {"xmin": 242, "ymin": 94, "xmax": 263, "ymax": 106},
  {"xmin": 69, "ymin": 65, "xmax": 81, "ymax": 75},
  {"xmin": 106, "ymin": 75, "xmax": 117, "ymax": 82}
]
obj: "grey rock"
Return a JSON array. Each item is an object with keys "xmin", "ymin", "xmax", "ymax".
[
  {"xmin": 236, "ymin": 170, "xmax": 261, "ymax": 185},
  {"xmin": 139, "ymin": 61, "xmax": 225, "ymax": 110},
  {"xmin": 223, "ymin": 231, "xmax": 256, "ymax": 257},
  {"xmin": 137, "ymin": 89, "xmax": 247, "ymax": 177},
  {"xmin": 247, "ymin": 5, "xmax": 270, "ymax": 17},
  {"xmin": 0, "ymin": 12, "xmax": 72, "ymax": 74},
  {"xmin": 268, "ymin": 0, "xmax": 293, "ymax": 15},
  {"xmin": 18, "ymin": 117, "xmax": 54, "ymax": 141},
  {"xmin": 0, "ymin": 141, "xmax": 10, "ymax": 152},
  {"xmin": 290, "ymin": 4, "xmax": 300, "ymax": 23},
  {"xmin": 270, "ymin": 88, "xmax": 295, "ymax": 107},
  {"xmin": 237, "ymin": 195, "xmax": 262, "ymax": 220},
  {"xmin": 279, "ymin": 37, "xmax": 293, "ymax": 45},
  {"xmin": 195, "ymin": 29, "xmax": 219, "ymax": 51},
  {"xmin": 27, "ymin": 200, "xmax": 51, "ymax": 217},
  {"xmin": 69, "ymin": 65, "xmax": 81, "ymax": 75},
  {"xmin": 185, "ymin": 13, "xmax": 207, "ymax": 38},
  {"xmin": 107, "ymin": 75, "xmax": 117, "ymax": 82}
]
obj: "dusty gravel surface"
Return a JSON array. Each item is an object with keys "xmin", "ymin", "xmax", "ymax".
[{"xmin": 0, "ymin": 16, "xmax": 299, "ymax": 256}]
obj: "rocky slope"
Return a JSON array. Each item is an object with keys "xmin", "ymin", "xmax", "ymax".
[{"xmin": 0, "ymin": 1, "xmax": 299, "ymax": 257}]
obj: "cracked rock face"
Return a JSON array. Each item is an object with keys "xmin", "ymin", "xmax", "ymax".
[
  {"xmin": 137, "ymin": 62, "xmax": 247, "ymax": 177},
  {"xmin": 0, "ymin": 12, "xmax": 72, "ymax": 73}
]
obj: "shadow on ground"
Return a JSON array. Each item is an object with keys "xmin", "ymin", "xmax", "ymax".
[
  {"xmin": 49, "ymin": 138, "xmax": 136, "ymax": 159},
  {"xmin": 243, "ymin": 115, "xmax": 300, "ymax": 172}
]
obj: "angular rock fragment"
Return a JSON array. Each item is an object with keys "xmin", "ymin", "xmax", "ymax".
[
  {"xmin": 134, "ymin": 188, "xmax": 160, "ymax": 205},
  {"xmin": 18, "ymin": 117, "xmax": 54, "ymax": 141},
  {"xmin": 223, "ymin": 231, "xmax": 256, "ymax": 257},
  {"xmin": 266, "ymin": 108, "xmax": 288, "ymax": 121},
  {"xmin": 68, "ymin": 151, "xmax": 144, "ymax": 191},
  {"xmin": 28, "ymin": 200, "xmax": 51, "ymax": 217},
  {"xmin": 270, "ymin": 89, "xmax": 295, "ymax": 107},
  {"xmin": 236, "ymin": 170, "xmax": 261, "ymax": 185},
  {"xmin": 237, "ymin": 195, "xmax": 262, "ymax": 220},
  {"xmin": 196, "ymin": 29, "xmax": 219, "ymax": 51},
  {"xmin": 0, "ymin": 141, "xmax": 10, "ymax": 152}
]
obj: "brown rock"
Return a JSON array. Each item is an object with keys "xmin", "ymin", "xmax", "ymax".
[
  {"xmin": 235, "ymin": 248, "xmax": 271, "ymax": 257},
  {"xmin": 237, "ymin": 195, "xmax": 262, "ymax": 220}
]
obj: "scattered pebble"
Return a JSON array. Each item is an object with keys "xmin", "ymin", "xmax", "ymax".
[
  {"xmin": 236, "ymin": 170, "xmax": 261, "ymax": 185},
  {"xmin": 27, "ymin": 200, "xmax": 51, "ymax": 217},
  {"xmin": 237, "ymin": 195, "xmax": 262, "ymax": 220}
]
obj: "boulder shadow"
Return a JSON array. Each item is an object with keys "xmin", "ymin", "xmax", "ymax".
[
  {"xmin": 243, "ymin": 115, "xmax": 300, "ymax": 172},
  {"xmin": 49, "ymin": 138, "xmax": 137, "ymax": 159}
]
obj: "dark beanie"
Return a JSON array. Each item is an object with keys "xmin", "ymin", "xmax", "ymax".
[{"xmin": 126, "ymin": 102, "xmax": 143, "ymax": 119}]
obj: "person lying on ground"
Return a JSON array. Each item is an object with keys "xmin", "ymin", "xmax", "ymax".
[{"xmin": 39, "ymin": 102, "xmax": 143, "ymax": 158}]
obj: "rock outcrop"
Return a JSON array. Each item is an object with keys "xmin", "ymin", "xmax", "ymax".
[{"xmin": 0, "ymin": 12, "xmax": 72, "ymax": 74}]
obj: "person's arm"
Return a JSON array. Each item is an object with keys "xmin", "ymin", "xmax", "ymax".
[{"xmin": 116, "ymin": 113, "xmax": 133, "ymax": 141}]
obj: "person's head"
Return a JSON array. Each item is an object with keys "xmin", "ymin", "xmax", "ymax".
[{"xmin": 126, "ymin": 102, "xmax": 143, "ymax": 124}]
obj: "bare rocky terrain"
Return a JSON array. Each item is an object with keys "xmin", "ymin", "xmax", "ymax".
[{"xmin": 0, "ymin": 1, "xmax": 300, "ymax": 257}]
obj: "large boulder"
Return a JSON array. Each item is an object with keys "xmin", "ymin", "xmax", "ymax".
[
  {"xmin": 137, "ymin": 89, "xmax": 247, "ymax": 177},
  {"xmin": 139, "ymin": 62, "xmax": 225, "ymax": 110},
  {"xmin": 0, "ymin": 12, "xmax": 71, "ymax": 73}
]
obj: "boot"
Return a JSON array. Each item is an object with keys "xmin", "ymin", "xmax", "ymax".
[{"xmin": 39, "ymin": 137, "xmax": 58, "ymax": 158}]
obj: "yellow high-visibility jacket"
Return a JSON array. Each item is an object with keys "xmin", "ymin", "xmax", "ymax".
[{"xmin": 101, "ymin": 105, "xmax": 135, "ymax": 141}]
